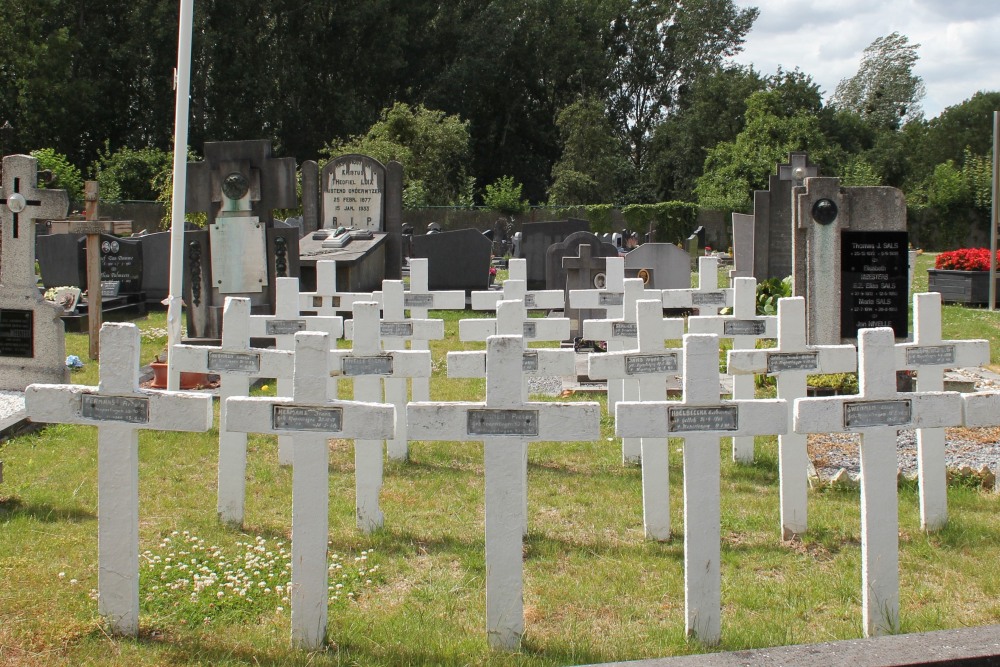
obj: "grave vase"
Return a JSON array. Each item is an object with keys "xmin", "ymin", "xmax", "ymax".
[
  {"xmin": 149, "ymin": 361, "xmax": 210, "ymax": 389},
  {"xmin": 926, "ymin": 269, "xmax": 1000, "ymax": 306}
]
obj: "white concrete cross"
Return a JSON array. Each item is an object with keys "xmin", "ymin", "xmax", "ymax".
[
  {"xmin": 661, "ymin": 255, "xmax": 733, "ymax": 315},
  {"xmin": 334, "ymin": 301, "xmax": 430, "ymax": 529},
  {"xmin": 298, "ymin": 260, "xmax": 374, "ymax": 318},
  {"xmin": 170, "ymin": 297, "xmax": 295, "ymax": 525},
  {"xmin": 794, "ymin": 327, "xmax": 963, "ymax": 637},
  {"xmin": 727, "ymin": 296, "xmax": 856, "ymax": 539},
  {"xmin": 226, "ymin": 331, "xmax": 394, "ymax": 650},
  {"xmin": 461, "ymin": 281, "xmax": 570, "ymax": 347},
  {"xmin": 248, "ymin": 276, "xmax": 344, "ymax": 465},
  {"xmin": 407, "ymin": 335, "xmax": 600, "ymax": 650},
  {"xmin": 25, "ymin": 323, "xmax": 213, "ymax": 636},
  {"xmin": 689, "ymin": 277, "xmax": 777, "ymax": 463},
  {"xmin": 405, "ymin": 258, "xmax": 466, "ymax": 402},
  {"xmin": 470, "ymin": 258, "xmax": 564, "ymax": 312},
  {"xmin": 894, "ymin": 292, "xmax": 989, "ymax": 531},
  {"xmin": 589, "ymin": 299, "xmax": 685, "ymax": 541},
  {"xmin": 617, "ymin": 333, "xmax": 786, "ymax": 644},
  {"xmin": 348, "ymin": 283, "xmax": 441, "ymax": 461}
]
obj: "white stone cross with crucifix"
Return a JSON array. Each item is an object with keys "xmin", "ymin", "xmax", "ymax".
[
  {"xmin": 405, "ymin": 258, "xmax": 466, "ymax": 402},
  {"xmin": 248, "ymin": 276, "xmax": 344, "ymax": 465},
  {"xmin": 689, "ymin": 277, "xmax": 777, "ymax": 463},
  {"xmin": 617, "ymin": 333, "xmax": 786, "ymax": 644},
  {"xmin": 727, "ymin": 296, "xmax": 856, "ymax": 539},
  {"xmin": 334, "ymin": 301, "xmax": 430, "ymax": 530},
  {"xmin": 170, "ymin": 297, "xmax": 295, "ymax": 525},
  {"xmin": 225, "ymin": 331, "xmax": 394, "ymax": 650},
  {"xmin": 894, "ymin": 291, "xmax": 989, "ymax": 531},
  {"xmin": 25, "ymin": 323, "xmax": 213, "ymax": 636},
  {"xmin": 794, "ymin": 327, "xmax": 963, "ymax": 637},
  {"xmin": 298, "ymin": 259, "xmax": 374, "ymax": 317},
  {"xmin": 470, "ymin": 258, "xmax": 565, "ymax": 312},
  {"xmin": 407, "ymin": 334, "xmax": 600, "ymax": 650},
  {"xmin": 589, "ymin": 299, "xmax": 685, "ymax": 541},
  {"xmin": 661, "ymin": 255, "xmax": 733, "ymax": 315}
]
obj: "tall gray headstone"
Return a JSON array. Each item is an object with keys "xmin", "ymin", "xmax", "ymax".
[
  {"xmin": 517, "ymin": 219, "xmax": 589, "ymax": 290},
  {"xmin": 729, "ymin": 213, "xmax": 754, "ymax": 279},
  {"xmin": 753, "ymin": 152, "xmax": 818, "ymax": 282},
  {"xmin": 624, "ymin": 243, "xmax": 690, "ymax": 290}
]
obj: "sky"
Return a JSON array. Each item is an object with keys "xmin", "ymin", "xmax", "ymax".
[{"xmin": 729, "ymin": 0, "xmax": 1000, "ymax": 120}]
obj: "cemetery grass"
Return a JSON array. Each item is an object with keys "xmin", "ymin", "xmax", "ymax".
[{"xmin": 1, "ymin": 311, "xmax": 999, "ymax": 665}]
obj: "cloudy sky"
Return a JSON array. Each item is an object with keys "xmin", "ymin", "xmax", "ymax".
[{"xmin": 729, "ymin": 0, "xmax": 1000, "ymax": 119}]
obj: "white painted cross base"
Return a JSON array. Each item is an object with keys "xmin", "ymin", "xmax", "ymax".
[
  {"xmin": 617, "ymin": 333, "xmax": 786, "ymax": 644},
  {"xmin": 795, "ymin": 327, "xmax": 963, "ymax": 637},
  {"xmin": 408, "ymin": 335, "xmax": 600, "ymax": 650},
  {"xmin": 226, "ymin": 331, "xmax": 394, "ymax": 650},
  {"xmin": 661, "ymin": 255, "xmax": 733, "ymax": 315},
  {"xmin": 25, "ymin": 323, "xmax": 213, "ymax": 636}
]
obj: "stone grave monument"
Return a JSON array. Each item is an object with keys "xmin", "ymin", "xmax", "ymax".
[
  {"xmin": 410, "ymin": 227, "xmax": 492, "ymax": 291},
  {"xmin": 623, "ymin": 242, "xmax": 691, "ymax": 290},
  {"xmin": 661, "ymin": 255, "xmax": 733, "ymax": 315},
  {"xmin": 729, "ymin": 212, "xmax": 754, "ymax": 279},
  {"xmin": 545, "ymin": 230, "xmax": 618, "ymax": 293},
  {"xmin": 471, "ymin": 258, "xmax": 564, "ymax": 312},
  {"xmin": 517, "ymin": 218, "xmax": 589, "ymax": 290},
  {"xmin": 752, "ymin": 151, "xmax": 818, "ymax": 282}
]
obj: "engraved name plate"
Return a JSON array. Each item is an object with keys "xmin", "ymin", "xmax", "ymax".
[
  {"xmin": 273, "ymin": 405, "xmax": 343, "ymax": 432},
  {"xmin": 668, "ymin": 406, "xmax": 739, "ymax": 432},
  {"xmin": 844, "ymin": 400, "xmax": 912, "ymax": 428},
  {"xmin": 81, "ymin": 395, "xmax": 149, "ymax": 424},
  {"xmin": 208, "ymin": 351, "xmax": 261, "ymax": 373},
  {"xmin": 905, "ymin": 344, "xmax": 956, "ymax": 366},
  {"xmin": 625, "ymin": 353, "xmax": 679, "ymax": 375},
  {"xmin": 266, "ymin": 319, "xmax": 306, "ymax": 335},
  {"xmin": 404, "ymin": 293, "xmax": 434, "ymax": 308},
  {"xmin": 599, "ymin": 292, "xmax": 624, "ymax": 306},
  {"xmin": 692, "ymin": 291, "xmax": 726, "ymax": 306},
  {"xmin": 343, "ymin": 355, "xmax": 394, "ymax": 376},
  {"xmin": 723, "ymin": 319, "xmax": 766, "ymax": 336},
  {"xmin": 612, "ymin": 322, "xmax": 638, "ymax": 338},
  {"xmin": 467, "ymin": 409, "xmax": 539, "ymax": 436},
  {"xmin": 523, "ymin": 294, "xmax": 537, "ymax": 309},
  {"xmin": 380, "ymin": 321, "xmax": 413, "ymax": 337},
  {"xmin": 767, "ymin": 351, "xmax": 819, "ymax": 373},
  {"xmin": 523, "ymin": 322, "xmax": 537, "ymax": 338},
  {"xmin": 522, "ymin": 352, "xmax": 539, "ymax": 371}
]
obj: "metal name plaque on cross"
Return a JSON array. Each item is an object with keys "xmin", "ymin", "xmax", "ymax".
[
  {"xmin": 467, "ymin": 409, "xmax": 539, "ymax": 436},
  {"xmin": 522, "ymin": 352, "xmax": 539, "ymax": 371},
  {"xmin": 523, "ymin": 322, "xmax": 537, "ymax": 338},
  {"xmin": 598, "ymin": 292, "xmax": 624, "ymax": 306},
  {"xmin": 767, "ymin": 351, "xmax": 819, "ymax": 373},
  {"xmin": 844, "ymin": 400, "xmax": 912, "ymax": 428},
  {"xmin": 380, "ymin": 321, "xmax": 413, "ymax": 337},
  {"xmin": 723, "ymin": 319, "xmax": 767, "ymax": 336},
  {"xmin": 208, "ymin": 351, "xmax": 261, "ymax": 373},
  {"xmin": 273, "ymin": 405, "xmax": 343, "ymax": 432},
  {"xmin": 625, "ymin": 353, "xmax": 678, "ymax": 375},
  {"xmin": 81, "ymin": 395, "xmax": 150, "ymax": 424},
  {"xmin": 668, "ymin": 406, "xmax": 739, "ymax": 432},
  {"xmin": 904, "ymin": 345, "xmax": 956, "ymax": 366},
  {"xmin": 692, "ymin": 291, "xmax": 726, "ymax": 306},
  {"xmin": 523, "ymin": 294, "xmax": 537, "ymax": 309},
  {"xmin": 343, "ymin": 355, "xmax": 394, "ymax": 376},
  {"xmin": 404, "ymin": 293, "xmax": 435, "ymax": 308},
  {"xmin": 612, "ymin": 322, "xmax": 638, "ymax": 338},
  {"xmin": 266, "ymin": 319, "xmax": 307, "ymax": 335}
]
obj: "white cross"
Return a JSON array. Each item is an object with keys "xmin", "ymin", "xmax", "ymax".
[
  {"xmin": 335, "ymin": 301, "xmax": 430, "ymax": 530},
  {"xmin": 170, "ymin": 297, "xmax": 295, "ymax": 525},
  {"xmin": 405, "ymin": 258, "xmax": 466, "ymax": 402},
  {"xmin": 689, "ymin": 277, "xmax": 777, "ymax": 463},
  {"xmin": 461, "ymin": 281, "xmax": 570, "ymax": 346},
  {"xmin": 25, "ymin": 323, "xmax": 213, "ymax": 636},
  {"xmin": 589, "ymin": 299, "xmax": 685, "ymax": 541},
  {"xmin": 248, "ymin": 276, "xmax": 343, "ymax": 465},
  {"xmin": 794, "ymin": 327, "xmax": 963, "ymax": 637},
  {"xmin": 661, "ymin": 255, "xmax": 733, "ymax": 315},
  {"xmin": 1, "ymin": 155, "xmax": 69, "ymax": 290},
  {"xmin": 226, "ymin": 331, "xmax": 394, "ymax": 649},
  {"xmin": 407, "ymin": 335, "xmax": 600, "ymax": 650},
  {"xmin": 470, "ymin": 258, "xmax": 564, "ymax": 311},
  {"xmin": 617, "ymin": 333, "xmax": 786, "ymax": 644},
  {"xmin": 348, "ymin": 285, "xmax": 440, "ymax": 461},
  {"xmin": 894, "ymin": 292, "xmax": 989, "ymax": 531},
  {"xmin": 298, "ymin": 260, "xmax": 374, "ymax": 317},
  {"xmin": 727, "ymin": 296, "xmax": 856, "ymax": 539}
]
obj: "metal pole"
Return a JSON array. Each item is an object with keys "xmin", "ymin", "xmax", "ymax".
[{"xmin": 990, "ymin": 111, "xmax": 999, "ymax": 311}]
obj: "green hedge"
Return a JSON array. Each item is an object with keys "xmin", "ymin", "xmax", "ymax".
[{"xmin": 621, "ymin": 202, "xmax": 699, "ymax": 244}]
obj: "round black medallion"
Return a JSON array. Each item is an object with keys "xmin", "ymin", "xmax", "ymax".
[
  {"xmin": 222, "ymin": 172, "xmax": 250, "ymax": 201},
  {"xmin": 811, "ymin": 198, "xmax": 838, "ymax": 225}
]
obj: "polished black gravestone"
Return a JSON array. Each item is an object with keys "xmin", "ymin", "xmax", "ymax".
[
  {"xmin": 410, "ymin": 228, "xmax": 492, "ymax": 291},
  {"xmin": 840, "ymin": 230, "xmax": 909, "ymax": 339},
  {"xmin": 517, "ymin": 219, "xmax": 589, "ymax": 290}
]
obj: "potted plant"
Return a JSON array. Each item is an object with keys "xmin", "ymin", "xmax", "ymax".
[{"xmin": 927, "ymin": 248, "xmax": 1000, "ymax": 306}]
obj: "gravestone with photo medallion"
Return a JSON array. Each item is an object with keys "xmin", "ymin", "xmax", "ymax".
[{"xmin": 623, "ymin": 242, "xmax": 691, "ymax": 290}]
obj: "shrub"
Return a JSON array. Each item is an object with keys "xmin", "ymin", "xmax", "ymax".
[
  {"xmin": 30, "ymin": 148, "xmax": 83, "ymax": 202},
  {"xmin": 935, "ymin": 248, "xmax": 999, "ymax": 271},
  {"xmin": 483, "ymin": 176, "xmax": 529, "ymax": 215}
]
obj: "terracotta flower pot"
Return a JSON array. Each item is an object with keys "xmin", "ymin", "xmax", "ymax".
[{"xmin": 149, "ymin": 361, "xmax": 209, "ymax": 389}]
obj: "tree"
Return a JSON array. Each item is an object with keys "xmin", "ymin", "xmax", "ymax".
[
  {"xmin": 832, "ymin": 32, "xmax": 925, "ymax": 131},
  {"xmin": 89, "ymin": 144, "xmax": 173, "ymax": 201},
  {"xmin": 31, "ymin": 147, "xmax": 83, "ymax": 202},
  {"xmin": 548, "ymin": 97, "xmax": 630, "ymax": 204}
]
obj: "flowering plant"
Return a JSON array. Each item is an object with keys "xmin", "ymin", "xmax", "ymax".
[
  {"xmin": 935, "ymin": 248, "xmax": 1000, "ymax": 271},
  {"xmin": 489, "ymin": 266, "xmax": 497, "ymax": 276}
]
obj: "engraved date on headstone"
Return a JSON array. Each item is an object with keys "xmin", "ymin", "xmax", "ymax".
[
  {"xmin": 81, "ymin": 395, "xmax": 149, "ymax": 424},
  {"xmin": 844, "ymin": 400, "xmax": 912, "ymax": 428},
  {"xmin": 467, "ymin": 409, "xmax": 539, "ymax": 436},
  {"xmin": 380, "ymin": 321, "xmax": 413, "ymax": 337},
  {"xmin": 625, "ymin": 353, "xmax": 678, "ymax": 375},
  {"xmin": 208, "ymin": 351, "xmax": 261, "ymax": 373},
  {"xmin": 266, "ymin": 319, "xmax": 306, "ymax": 335},
  {"xmin": 668, "ymin": 406, "xmax": 739, "ymax": 432},
  {"xmin": 523, "ymin": 322, "xmax": 537, "ymax": 338},
  {"xmin": 404, "ymin": 293, "xmax": 435, "ymax": 308},
  {"xmin": 692, "ymin": 291, "xmax": 726, "ymax": 306},
  {"xmin": 767, "ymin": 351, "xmax": 819, "ymax": 373},
  {"xmin": 904, "ymin": 344, "xmax": 956, "ymax": 367},
  {"xmin": 598, "ymin": 292, "xmax": 624, "ymax": 306},
  {"xmin": 612, "ymin": 321, "xmax": 638, "ymax": 338},
  {"xmin": 343, "ymin": 355, "xmax": 394, "ymax": 376},
  {"xmin": 273, "ymin": 405, "xmax": 343, "ymax": 432},
  {"xmin": 723, "ymin": 319, "xmax": 766, "ymax": 336},
  {"xmin": 522, "ymin": 352, "xmax": 538, "ymax": 371}
]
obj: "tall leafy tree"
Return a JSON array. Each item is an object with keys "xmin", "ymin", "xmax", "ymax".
[{"xmin": 548, "ymin": 97, "xmax": 630, "ymax": 204}]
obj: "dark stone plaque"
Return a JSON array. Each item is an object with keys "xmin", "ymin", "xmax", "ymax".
[
  {"xmin": 273, "ymin": 405, "xmax": 343, "ymax": 432},
  {"xmin": 904, "ymin": 344, "xmax": 956, "ymax": 367},
  {"xmin": 95, "ymin": 235, "xmax": 143, "ymax": 293},
  {"xmin": 81, "ymin": 394, "xmax": 149, "ymax": 424},
  {"xmin": 343, "ymin": 355, "xmax": 394, "ymax": 376},
  {"xmin": 840, "ymin": 231, "xmax": 908, "ymax": 339},
  {"xmin": 467, "ymin": 409, "xmax": 539, "ymax": 436},
  {"xmin": 692, "ymin": 291, "xmax": 726, "ymax": 306},
  {"xmin": 0, "ymin": 309, "xmax": 33, "ymax": 358},
  {"xmin": 380, "ymin": 321, "xmax": 413, "ymax": 337},
  {"xmin": 723, "ymin": 319, "xmax": 767, "ymax": 336},
  {"xmin": 844, "ymin": 400, "xmax": 912, "ymax": 428},
  {"xmin": 266, "ymin": 319, "xmax": 307, "ymax": 335},
  {"xmin": 208, "ymin": 351, "xmax": 261, "ymax": 373},
  {"xmin": 522, "ymin": 352, "xmax": 538, "ymax": 371},
  {"xmin": 523, "ymin": 294, "xmax": 537, "ymax": 309},
  {"xmin": 404, "ymin": 293, "xmax": 435, "ymax": 308},
  {"xmin": 625, "ymin": 353, "xmax": 679, "ymax": 375},
  {"xmin": 523, "ymin": 322, "xmax": 537, "ymax": 338},
  {"xmin": 100, "ymin": 281, "xmax": 120, "ymax": 298},
  {"xmin": 612, "ymin": 322, "xmax": 638, "ymax": 338},
  {"xmin": 767, "ymin": 351, "xmax": 819, "ymax": 373},
  {"xmin": 668, "ymin": 406, "xmax": 739, "ymax": 432},
  {"xmin": 598, "ymin": 292, "xmax": 624, "ymax": 306}
]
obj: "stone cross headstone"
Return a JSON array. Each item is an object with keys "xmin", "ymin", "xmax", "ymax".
[
  {"xmin": 405, "ymin": 258, "xmax": 465, "ymax": 402},
  {"xmin": 461, "ymin": 282, "xmax": 570, "ymax": 346},
  {"xmin": 407, "ymin": 335, "xmax": 600, "ymax": 650},
  {"xmin": 225, "ymin": 331, "xmax": 394, "ymax": 649},
  {"xmin": 688, "ymin": 277, "xmax": 777, "ymax": 463},
  {"xmin": 794, "ymin": 327, "xmax": 963, "ymax": 637},
  {"xmin": 171, "ymin": 297, "xmax": 295, "ymax": 525},
  {"xmin": 661, "ymin": 256, "xmax": 733, "ymax": 315},
  {"xmin": 894, "ymin": 292, "xmax": 989, "ymax": 531},
  {"xmin": 589, "ymin": 299, "xmax": 685, "ymax": 541},
  {"xmin": 25, "ymin": 323, "xmax": 213, "ymax": 636},
  {"xmin": 298, "ymin": 260, "xmax": 373, "ymax": 318},
  {"xmin": 727, "ymin": 296, "xmax": 856, "ymax": 539},
  {"xmin": 562, "ymin": 244, "xmax": 612, "ymax": 339},
  {"xmin": 617, "ymin": 333, "xmax": 786, "ymax": 644},
  {"xmin": 0, "ymin": 154, "xmax": 70, "ymax": 390},
  {"xmin": 752, "ymin": 151, "xmax": 818, "ymax": 281},
  {"xmin": 471, "ymin": 258, "xmax": 564, "ymax": 312}
]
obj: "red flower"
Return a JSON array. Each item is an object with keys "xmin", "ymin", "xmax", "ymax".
[{"xmin": 935, "ymin": 248, "xmax": 1000, "ymax": 271}]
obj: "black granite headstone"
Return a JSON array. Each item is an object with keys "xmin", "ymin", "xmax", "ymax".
[
  {"xmin": 840, "ymin": 230, "xmax": 909, "ymax": 339},
  {"xmin": 37, "ymin": 233, "xmax": 85, "ymax": 289},
  {"xmin": 139, "ymin": 231, "xmax": 171, "ymax": 302},
  {"xmin": 90, "ymin": 234, "xmax": 143, "ymax": 293},
  {"xmin": 517, "ymin": 219, "xmax": 589, "ymax": 290},
  {"xmin": 411, "ymin": 228, "xmax": 492, "ymax": 291}
]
